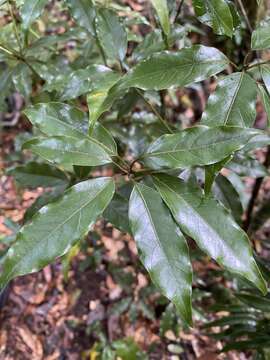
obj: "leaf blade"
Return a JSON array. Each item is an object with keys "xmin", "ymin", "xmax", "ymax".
[
  {"xmin": 153, "ymin": 174, "xmax": 267, "ymax": 294},
  {"xmin": 0, "ymin": 177, "xmax": 115, "ymax": 288},
  {"xmin": 129, "ymin": 183, "xmax": 193, "ymax": 325}
]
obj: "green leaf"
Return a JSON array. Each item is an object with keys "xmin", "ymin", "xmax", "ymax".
[
  {"xmin": 142, "ymin": 126, "xmax": 259, "ymax": 170},
  {"xmin": 43, "ymin": 65, "xmax": 120, "ymax": 101},
  {"xmin": 66, "ymin": 0, "xmax": 96, "ymax": 36},
  {"xmin": 202, "ymin": 72, "xmax": 257, "ymax": 127},
  {"xmin": 95, "ymin": 7, "xmax": 127, "ymax": 62},
  {"xmin": 204, "ymin": 156, "xmax": 232, "ymax": 196},
  {"xmin": 251, "ymin": 20, "xmax": 270, "ymax": 50},
  {"xmin": 151, "ymin": 0, "xmax": 170, "ymax": 36},
  {"xmin": 20, "ymin": 0, "xmax": 47, "ymax": 28},
  {"xmin": 23, "ymin": 136, "xmax": 112, "ymax": 167},
  {"xmin": 103, "ymin": 184, "xmax": 131, "ymax": 233},
  {"xmin": 24, "ymin": 102, "xmax": 117, "ymax": 156},
  {"xmin": 153, "ymin": 174, "xmax": 267, "ymax": 294},
  {"xmin": 0, "ymin": 177, "xmax": 115, "ymax": 288},
  {"xmin": 227, "ymin": 153, "xmax": 268, "ymax": 178},
  {"xmin": 7, "ymin": 162, "xmax": 69, "ymax": 188},
  {"xmin": 258, "ymin": 83, "xmax": 270, "ymax": 126},
  {"xmin": 261, "ymin": 65, "xmax": 270, "ymax": 95},
  {"xmin": 125, "ymin": 45, "xmax": 229, "ymax": 90},
  {"xmin": 87, "ymin": 69, "xmax": 121, "ymax": 132},
  {"xmin": 213, "ymin": 174, "xmax": 243, "ymax": 225},
  {"xmin": 129, "ymin": 183, "xmax": 192, "ymax": 325},
  {"xmin": 192, "ymin": 0, "xmax": 234, "ymax": 37}
]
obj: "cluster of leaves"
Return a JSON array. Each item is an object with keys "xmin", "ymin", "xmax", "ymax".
[{"xmin": 1, "ymin": 0, "xmax": 270, "ymax": 336}]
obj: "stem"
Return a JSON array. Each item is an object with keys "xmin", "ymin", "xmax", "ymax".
[
  {"xmin": 236, "ymin": 0, "xmax": 253, "ymax": 33},
  {"xmin": 243, "ymin": 145, "xmax": 270, "ymax": 232},
  {"xmin": 174, "ymin": 0, "xmax": 185, "ymax": 23},
  {"xmin": 135, "ymin": 88, "xmax": 173, "ymax": 134},
  {"xmin": 0, "ymin": 44, "xmax": 14, "ymax": 56},
  {"xmin": 247, "ymin": 60, "xmax": 270, "ymax": 70},
  {"xmin": 8, "ymin": 0, "xmax": 23, "ymax": 53}
]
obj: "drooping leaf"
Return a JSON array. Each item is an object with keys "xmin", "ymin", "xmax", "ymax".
[
  {"xmin": 261, "ymin": 65, "xmax": 270, "ymax": 94},
  {"xmin": 151, "ymin": 0, "xmax": 170, "ymax": 36},
  {"xmin": 24, "ymin": 102, "xmax": 117, "ymax": 156},
  {"xmin": 202, "ymin": 72, "xmax": 257, "ymax": 127},
  {"xmin": 0, "ymin": 177, "xmax": 115, "ymax": 288},
  {"xmin": 129, "ymin": 183, "xmax": 193, "ymax": 325},
  {"xmin": 103, "ymin": 184, "xmax": 132, "ymax": 233},
  {"xmin": 22, "ymin": 136, "xmax": 112, "ymax": 167},
  {"xmin": 251, "ymin": 20, "xmax": 270, "ymax": 50},
  {"xmin": 142, "ymin": 126, "xmax": 260, "ymax": 170},
  {"xmin": 192, "ymin": 0, "xmax": 234, "ymax": 37},
  {"xmin": 153, "ymin": 174, "xmax": 267, "ymax": 294},
  {"xmin": 66, "ymin": 0, "xmax": 96, "ymax": 36},
  {"xmin": 213, "ymin": 174, "xmax": 243, "ymax": 225},
  {"xmin": 95, "ymin": 7, "xmax": 127, "ymax": 62},
  {"xmin": 125, "ymin": 45, "xmax": 229, "ymax": 90},
  {"xmin": 258, "ymin": 83, "xmax": 270, "ymax": 126},
  {"xmin": 20, "ymin": 0, "xmax": 47, "ymax": 28},
  {"xmin": 7, "ymin": 162, "xmax": 69, "ymax": 188}
]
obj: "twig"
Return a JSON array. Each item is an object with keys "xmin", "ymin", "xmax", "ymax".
[
  {"xmin": 236, "ymin": 0, "xmax": 253, "ymax": 34},
  {"xmin": 243, "ymin": 145, "xmax": 270, "ymax": 232},
  {"xmin": 246, "ymin": 60, "xmax": 270, "ymax": 70},
  {"xmin": 174, "ymin": 0, "xmax": 185, "ymax": 23},
  {"xmin": 135, "ymin": 88, "xmax": 173, "ymax": 134}
]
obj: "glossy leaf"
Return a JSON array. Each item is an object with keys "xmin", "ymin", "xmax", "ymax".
[
  {"xmin": 261, "ymin": 65, "xmax": 270, "ymax": 94},
  {"xmin": 258, "ymin": 83, "xmax": 270, "ymax": 126},
  {"xmin": 142, "ymin": 126, "xmax": 259, "ymax": 170},
  {"xmin": 151, "ymin": 0, "xmax": 170, "ymax": 36},
  {"xmin": 125, "ymin": 45, "xmax": 229, "ymax": 90},
  {"xmin": 24, "ymin": 102, "xmax": 117, "ymax": 156},
  {"xmin": 129, "ymin": 183, "xmax": 192, "ymax": 325},
  {"xmin": 153, "ymin": 174, "xmax": 267, "ymax": 294},
  {"xmin": 20, "ymin": 0, "xmax": 47, "ymax": 28},
  {"xmin": 44, "ymin": 65, "xmax": 120, "ymax": 101},
  {"xmin": 95, "ymin": 7, "xmax": 127, "ymax": 62},
  {"xmin": 23, "ymin": 136, "xmax": 112, "ymax": 167},
  {"xmin": 202, "ymin": 72, "xmax": 257, "ymax": 127},
  {"xmin": 204, "ymin": 156, "xmax": 232, "ymax": 196},
  {"xmin": 251, "ymin": 21, "xmax": 270, "ymax": 50},
  {"xmin": 227, "ymin": 153, "xmax": 268, "ymax": 178},
  {"xmin": 66, "ymin": 0, "xmax": 96, "ymax": 36},
  {"xmin": 213, "ymin": 174, "xmax": 243, "ymax": 225},
  {"xmin": 0, "ymin": 177, "xmax": 115, "ymax": 288},
  {"xmin": 7, "ymin": 162, "xmax": 69, "ymax": 189},
  {"xmin": 192, "ymin": 0, "xmax": 234, "ymax": 37}
]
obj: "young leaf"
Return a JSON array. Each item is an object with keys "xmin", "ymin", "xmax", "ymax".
[
  {"xmin": 95, "ymin": 7, "xmax": 127, "ymax": 62},
  {"xmin": 153, "ymin": 174, "xmax": 267, "ymax": 294},
  {"xmin": 142, "ymin": 126, "xmax": 260, "ymax": 170},
  {"xmin": 251, "ymin": 20, "xmax": 270, "ymax": 50},
  {"xmin": 20, "ymin": 0, "xmax": 47, "ymax": 28},
  {"xmin": 202, "ymin": 72, "xmax": 257, "ymax": 127},
  {"xmin": 192, "ymin": 0, "xmax": 234, "ymax": 37},
  {"xmin": 66, "ymin": 0, "xmax": 96, "ymax": 36},
  {"xmin": 204, "ymin": 156, "xmax": 232, "ymax": 196},
  {"xmin": 7, "ymin": 162, "xmax": 69, "ymax": 189},
  {"xmin": 0, "ymin": 177, "xmax": 115, "ymax": 288},
  {"xmin": 23, "ymin": 136, "xmax": 112, "ymax": 167},
  {"xmin": 129, "ymin": 183, "xmax": 193, "ymax": 325},
  {"xmin": 151, "ymin": 0, "xmax": 170, "ymax": 37},
  {"xmin": 24, "ymin": 102, "xmax": 117, "ymax": 156},
  {"xmin": 125, "ymin": 45, "xmax": 229, "ymax": 90}
]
